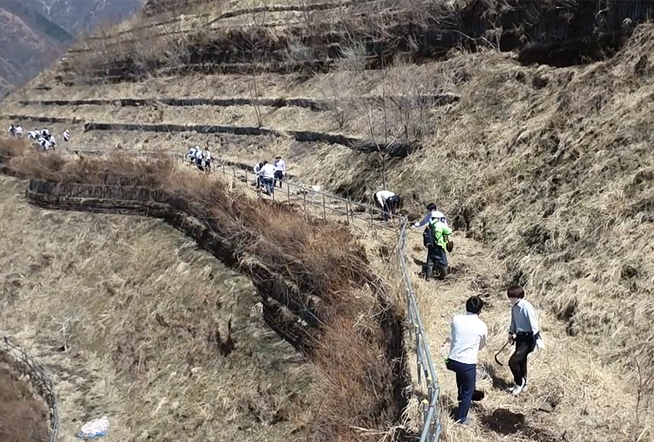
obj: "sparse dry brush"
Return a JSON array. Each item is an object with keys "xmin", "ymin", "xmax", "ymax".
[{"xmin": 0, "ymin": 140, "xmax": 409, "ymax": 441}]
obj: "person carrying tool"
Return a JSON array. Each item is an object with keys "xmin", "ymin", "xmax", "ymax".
[
  {"xmin": 506, "ymin": 285, "xmax": 544, "ymax": 395},
  {"xmin": 423, "ymin": 216, "xmax": 453, "ymax": 279},
  {"xmin": 413, "ymin": 203, "xmax": 448, "ymax": 228},
  {"xmin": 445, "ymin": 296, "xmax": 487, "ymax": 426},
  {"xmin": 374, "ymin": 189, "xmax": 401, "ymax": 222}
]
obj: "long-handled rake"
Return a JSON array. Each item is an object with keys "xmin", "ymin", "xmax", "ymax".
[{"xmin": 494, "ymin": 341, "xmax": 511, "ymax": 366}]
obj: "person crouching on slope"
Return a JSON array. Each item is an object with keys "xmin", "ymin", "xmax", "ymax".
[
  {"xmin": 445, "ymin": 296, "xmax": 487, "ymax": 426},
  {"xmin": 507, "ymin": 285, "xmax": 544, "ymax": 395},
  {"xmin": 423, "ymin": 216, "xmax": 452, "ymax": 279},
  {"xmin": 374, "ymin": 189, "xmax": 401, "ymax": 222}
]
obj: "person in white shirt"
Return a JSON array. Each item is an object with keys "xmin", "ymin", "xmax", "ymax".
[
  {"xmin": 204, "ymin": 147, "xmax": 212, "ymax": 171},
  {"xmin": 445, "ymin": 296, "xmax": 487, "ymax": 425},
  {"xmin": 374, "ymin": 189, "xmax": 401, "ymax": 222},
  {"xmin": 414, "ymin": 203, "xmax": 447, "ymax": 228},
  {"xmin": 41, "ymin": 128, "xmax": 50, "ymax": 138},
  {"xmin": 38, "ymin": 137, "xmax": 51, "ymax": 151},
  {"xmin": 506, "ymin": 285, "xmax": 543, "ymax": 396},
  {"xmin": 63, "ymin": 129, "xmax": 71, "ymax": 142},
  {"xmin": 48, "ymin": 134, "xmax": 56, "ymax": 150},
  {"xmin": 194, "ymin": 146, "xmax": 203, "ymax": 168},
  {"xmin": 188, "ymin": 146, "xmax": 197, "ymax": 164},
  {"xmin": 259, "ymin": 161, "xmax": 277, "ymax": 195},
  {"xmin": 14, "ymin": 126, "xmax": 23, "ymax": 137},
  {"xmin": 273, "ymin": 155, "xmax": 286, "ymax": 188},
  {"xmin": 253, "ymin": 161, "xmax": 264, "ymax": 189}
]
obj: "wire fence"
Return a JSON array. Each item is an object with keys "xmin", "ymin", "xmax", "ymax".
[
  {"xmin": 212, "ymin": 158, "xmax": 398, "ymax": 230},
  {"xmin": 399, "ymin": 220, "xmax": 441, "ymax": 442},
  {"xmin": 0, "ymin": 336, "xmax": 59, "ymax": 442},
  {"xmin": 60, "ymin": 146, "xmax": 398, "ymax": 230}
]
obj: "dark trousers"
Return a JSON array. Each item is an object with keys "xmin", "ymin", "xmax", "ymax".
[
  {"xmin": 509, "ymin": 332, "xmax": 536, "ymax": 386},
  {"xmin": 427, "ymin": 245, "xmax": 448, "ymax": 268},
  {"xmin": 274, "ymin": 170, "xmax": 283, "ymax": 188},
  {"xmin": 262, "ymin": 177, "xmax": 274, "ymax": 195},
  {"xmin": 446, "ymin": 359, "xmax": 476, "ymax": 423},
  {"xmin": 380, "ymin": 196, "xmax": 399, "ymax": 221}
]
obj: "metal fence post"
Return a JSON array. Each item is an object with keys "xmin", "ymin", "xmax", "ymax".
[
  {"xmin": 322, "ymin": 193, "xmax": 326, "ymax": 220},
  {"xmin": 245, "ymin": 168, "xmax": 248, "ymax": 184},
  {"xmin": 345, "ymin": 200, "xmax": 350, "ymax": 225},
  {"xmin": 287, "ymin": 181, "xmax": 291, "ymax": 202}
]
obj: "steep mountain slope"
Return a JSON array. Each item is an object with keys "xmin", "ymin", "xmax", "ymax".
[
  {"xmin": 34, "ymin": 0, "xmax": 143, "ymax": 34},
  {"xmin": 0, "ymin": 0, "xmax": 141, "ymax": 96}
]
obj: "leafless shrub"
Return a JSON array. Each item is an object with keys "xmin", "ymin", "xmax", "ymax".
[
  {"xmin": 284, "ymin": 39, "xmax": 314, "ymax": 64},
  {"xmin": 336, "ymin": 37, "xmax": 368, "ymax": 72},
  {"xmin": 323, "ymin": 74, "xmax": 356, "ymax": 131}
]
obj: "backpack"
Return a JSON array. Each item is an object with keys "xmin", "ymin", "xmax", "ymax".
[
  {"xmin": 423, "ymin": 223, "xmax": 436, "ymax": 247},
  {"xmin": 424, "ymin": 221, "xmax": 454, "ymax": 251}
]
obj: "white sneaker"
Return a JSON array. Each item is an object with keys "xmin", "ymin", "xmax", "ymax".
[{"xmin": 511, "ymin": 381, "xmax": 527, "ymax": 396}]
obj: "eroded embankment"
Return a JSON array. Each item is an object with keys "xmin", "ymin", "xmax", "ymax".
[
  {"xmin": 0, "ymin": 140, "xmax": 410, "ymax": 441},
  {"xmin": 0, "ymin": 352, "xmax": 50, "ymax": 442}
]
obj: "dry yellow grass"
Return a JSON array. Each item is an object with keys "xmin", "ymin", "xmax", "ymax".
[
  {"xmin": 0, "ymin": 140, "xmax": 409, "ymax": 441},
  {"xmin": 5, "ymin": 1, "xmax": 654, "ymax": 441},
  {"xmin": 0, "ymin": 174, "xmax": 315, "ymax": 442}
]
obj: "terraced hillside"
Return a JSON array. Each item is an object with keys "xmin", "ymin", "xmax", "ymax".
[
  {"xmin": 4, "ymin": 0, "xmax": 654, "ymax": 441},
  {"xmin": 0, "ymin": 174, "xmax": 316, "ymax": 442}
]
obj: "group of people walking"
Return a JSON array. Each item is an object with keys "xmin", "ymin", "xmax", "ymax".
[
  {"xmin": 253, "ymin": 156, "xmax": 286, "ymax": 196},
  {"xmin": 445, "ymin": 287, "xmax": 543, "ymax": 425},
  {"xmin": 9, "ymin": 125, "xmax": 70, "ymax": 151},
  {"xmin": 187, "ymin": 145, "xmax": 213, "ymax": 171},
  {"xmin": 371, "ymin": 191, "xmax": 543, "ymax": 427}
]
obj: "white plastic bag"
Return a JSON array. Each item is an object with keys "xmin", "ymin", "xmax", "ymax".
[{"xmin": 77, "ymin": 416, "xmax": 109, "ymax": 439}]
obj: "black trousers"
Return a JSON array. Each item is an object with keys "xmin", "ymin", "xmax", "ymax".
[
  {"xmin": 508, "ymin": 332, "xmax": 536, "ymax": 386},
  {"xmin": 274, "ymin": 170, "xmax": 284, "ymax": 187}
]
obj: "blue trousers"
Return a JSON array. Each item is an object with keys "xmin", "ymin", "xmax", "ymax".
[{"xmin": 446, "ymin": 359, "xmax": 476, "ymax": 423}]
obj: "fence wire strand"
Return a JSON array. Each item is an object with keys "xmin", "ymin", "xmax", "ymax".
[
  {"xmin": 399, "ymin": 220, "xmax": 442, "ymax": 442},
  {"xmin": 0, "ymin": 336, "xmax": 59, "ymax": 442}
]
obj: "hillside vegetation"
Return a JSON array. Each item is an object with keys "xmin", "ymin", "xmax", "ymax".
[
  {"xmin": 0, "ymin": 140, "xmax": 407, "ymax": 442},
  {"xmin": 3, "ymin": 0, "xmax": 654, "ymax": 441}
]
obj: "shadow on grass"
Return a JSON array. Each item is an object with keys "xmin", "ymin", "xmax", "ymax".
[
  {"xmin": 480, "ymin": 408, "xmax": 526, "ymax": 434},
  {"xmin": 480, "ymin": 361, "xmax": 513, "ymax": 390}
]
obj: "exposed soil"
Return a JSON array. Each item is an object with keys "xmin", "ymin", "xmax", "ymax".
[{"xmin": 0, "ymin": 359, "xmax": 49, "ymax": 442}]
